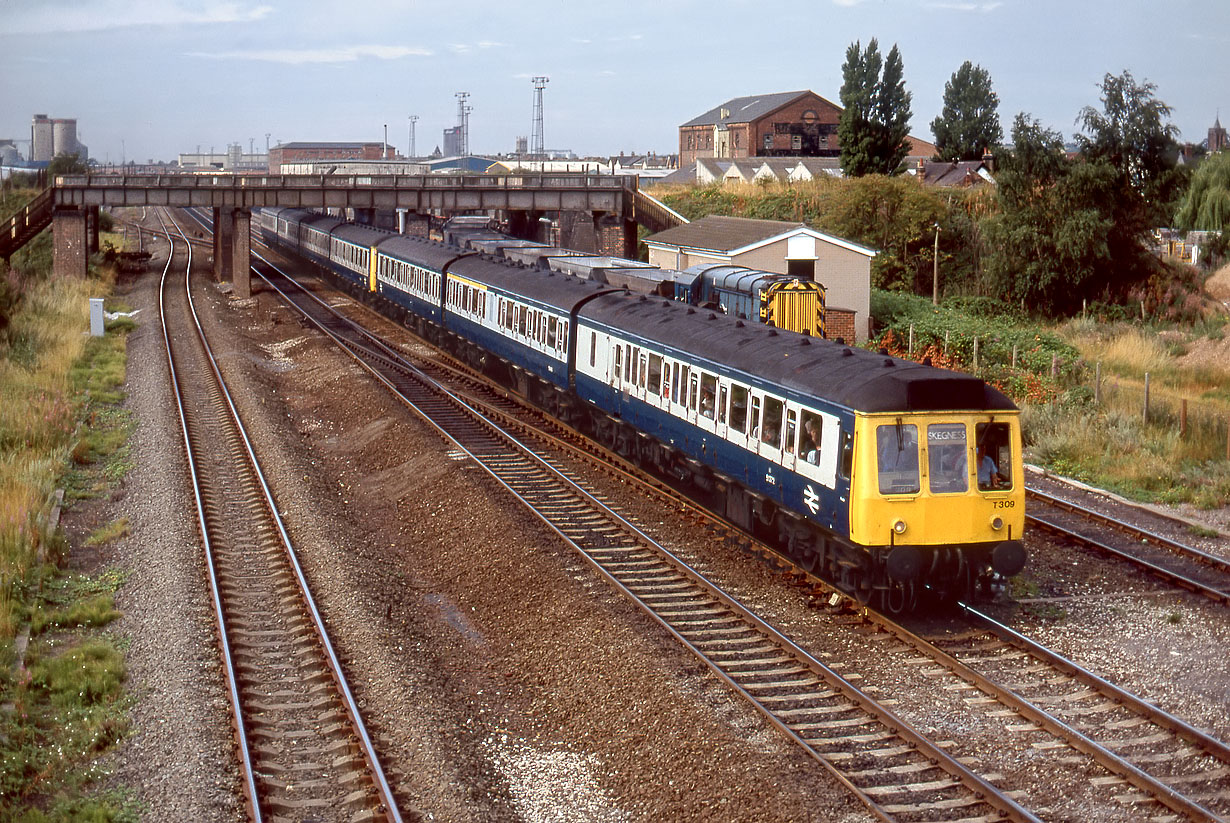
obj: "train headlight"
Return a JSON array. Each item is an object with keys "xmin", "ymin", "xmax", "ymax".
[
  {"xmin": 892, "ymin": 519, "xmax": 907, "ymax": 535},
  {"xmin": 990, "ymin": 516, "xmax": 1004, "ymax": 531}
]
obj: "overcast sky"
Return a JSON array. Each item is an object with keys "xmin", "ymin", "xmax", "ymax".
[{"xmin": 2, "ymin": 0, "xmax": 1227, "ymax": 164}]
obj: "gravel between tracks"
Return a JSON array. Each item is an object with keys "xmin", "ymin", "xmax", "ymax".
[
  {"xmin": 78, "ymin": 240, "xmax": 875, "ymax": 821},
  {"xmin": 71, "ymin": 231, "xmax": 1230, "ymax": 820}
]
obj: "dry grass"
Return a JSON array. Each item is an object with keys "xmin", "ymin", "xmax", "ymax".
[
  {"xmin": 0, "ymin": 269, "xmax": 114, "ymax": 639},
  {"xmin": 1031, "ymin": 317, "xmax": 1230, "ymax": 508}
]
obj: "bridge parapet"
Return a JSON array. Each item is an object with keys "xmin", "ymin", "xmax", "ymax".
[{"xmin": 53, "ymin": 173, "xmax": 637, "ymax": 214}]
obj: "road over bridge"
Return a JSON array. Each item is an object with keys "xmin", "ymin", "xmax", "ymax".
[{"xmin": 34, "ymin": 173, "xmax": 684, "ymax": 297}]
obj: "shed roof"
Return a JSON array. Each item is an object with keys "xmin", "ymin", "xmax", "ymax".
[{"xmin": 644, "ymin": 215, "xmax": 876, "ymax": 258}]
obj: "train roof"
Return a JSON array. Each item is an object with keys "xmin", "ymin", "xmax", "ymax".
[
  {"xmin": 449, "ymin": 254, "xmax": 612, "ymax": 313},
  {"xmin": 378, "ymin": 234, "xmax": 474, "ymax": 271},
  {"xmin": 332, "ymin": 223, "xmax": 390, "ymax": 245},
  {"xmin": 579, "ymin": 293, "xmax": 1014, "ymax": 414}
]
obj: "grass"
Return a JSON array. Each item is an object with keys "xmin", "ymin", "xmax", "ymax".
[
  {"xmin": 1023, "ymin": 316, "xmax": 1230, "ymax": 508},
  {"xmin": 0, "ymin": 217, "xmax": 139, "ymax": 819},
  {"xmin": 83, "ymin": 518, "xmax": 130, "ymax": 548}
]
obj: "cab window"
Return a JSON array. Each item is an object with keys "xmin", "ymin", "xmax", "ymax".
[
  {"xmin": 877, "ymin": 423, "xmax": 920, "ymax": 494},
  {"xmin": 975, "ymin": 422, "xmax": 1013, "ymax": 490},
  {"xmin": 928, "ymin": 423, "xmax": 969, "ymax": 494}
]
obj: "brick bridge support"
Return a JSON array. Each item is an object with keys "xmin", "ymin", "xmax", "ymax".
[{"xmin": 53, "ymin": 207, "xmax": 88, "ymax": 279}]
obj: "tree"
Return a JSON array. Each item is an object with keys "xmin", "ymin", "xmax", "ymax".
[
  {"xmin": 47, "ymin": 152, "xmax": 88, "ymax": 176},
  {"xmin": 983, "ymin": 114, "xmax": 1117, "ymax": 314},
  {"xmin": 1174, "ymin": 150, "xmax": 1230, "ymax": 231},
  {"xmin": 838, "ymin": 39, "xmax": 913, "ymax": 177},
  {"xmin": 930, "ymin": 61, "xmax": 1002, "ymax": 161},
  {"xmin": 1076, "ymin": 70, "xmax": 1183, "ymax": 226}
]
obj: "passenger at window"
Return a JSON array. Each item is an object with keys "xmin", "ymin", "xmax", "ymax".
[
  {"xmin": 801, "ymin": 418, "xmax": 820, "ymax": 464},
  {"xmin": 700, "ymin": 391, "xmax": 715, "ymax": 419}
]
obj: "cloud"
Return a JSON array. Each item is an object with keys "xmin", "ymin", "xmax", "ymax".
[
  {"xmin": 831, "ymin": 0, "xmax": 866, "ymax": 6},
  {"xmin": 2, "ymin": 1, "xmax": 273, "ymax": 34},
  {"xmin": 924, "ymin": 1, "xmax": 1003, "ymax": 10},
  {"xmin": 188, "ymin": 44, "xmax": 432, "ymax": 63}
]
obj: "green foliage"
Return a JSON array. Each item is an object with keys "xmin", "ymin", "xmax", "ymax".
[
  {"xmin": 1175, "ymin": 150, "xmax": 1230, "ymax": 231},
  {"xmin": 838, "ymin": 39, "xmax": 913, "ymax": 177},
  {"xmin": 46, "ymin": 153, "xmax": 88, "ymax": 177},
  {"xmin": 930, "ymin": 61, "xmax": 1002, "ymax": 161},
  {"xmin": 982, "ymin": 114, "xmax": 1119, "ymax": 314}
]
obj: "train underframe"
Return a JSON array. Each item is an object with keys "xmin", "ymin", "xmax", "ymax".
[{"xmin": 316, "ymin": 263, "xmax": 998, "ymax": 613}]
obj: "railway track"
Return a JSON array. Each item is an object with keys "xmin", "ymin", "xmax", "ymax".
[
  {"xmin": 155, "ymin": 209, "xmax": 402, "ymax": 822},
  {"xmin": 235, "ymin": 242, "xmax": 1040, "ymax": 822},
  {"xmin": 187, "ymin": 209, "xmax": 1230, "ymax": 819},
  {"xmin": 1026, "ymin": 488, "xmax": 1230, "ymax": 605}
]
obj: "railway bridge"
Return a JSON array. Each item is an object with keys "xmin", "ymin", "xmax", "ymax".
[{"xmin": 3, "ymin": 173, "xmax": 686, "ymax": 298}]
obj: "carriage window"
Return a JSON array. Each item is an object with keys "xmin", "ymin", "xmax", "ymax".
[
  {"xmin": 688, "ymin": 373, "xmax": 699, "ymax": 411},
  {"xmin": 840, "ymin": 429, "xmax": 853, "ymax": 479},
  {"xmin": 613, "ymin": 344, "xmax": 622, "ymax": 380},
  {"xmin": 975, "ymin": 422, "xmax": 1013, "ymax": 491},
  {"xmin": 877, "ymin": 423, "xmax": 920, "ymax": 495},
  {"xmin": 624, "ymin": 345, "xmax": 633, "ymax": 381},
  {"xmin": 549, "ymin": 317, "xmax": 559, "ymax": 349},
  {"xmin": 785, "ymin": 410, "xmax": 797, "ymax": 455},
  {"xmin": 677, "ymin": 366, "xmax": 690, "ymax": 406},
  {"xmin": 671, "ymin": 363, "xmax": 680, "ymax": 403},
  {"xmin": 728, "ymin": 384, "xmax": 748, "ymax": 431},
  {"xmin": 517, "ymin": 306, "xmax": 527, "ymax": 337},
  {"xmin": 800, "ymin": 411, "xmax": 823, "ymax": 465},
  {"xmin": 589, "ymin": 331, "xmax": 595, "ymax": 367},
  {"xmin": 761, "ymin": 397, "xmax": 783, "ymax": 448},
  {"xmin": 928, "ymin": 423, "xmax": 969, "ymax": 494},
  {"xmin": 700, "ymin": 373, "xmax": 718, "ymax": 419},
  {"xmin": 638, "ymin": 353, "xmax": 648, "ymax": 389},
  {"xmin": 750, "ymin": 397, "xmax": 762, "ymax": 441},
  {"xmin": 647, "ymin": 354, "xmax": 663, "ymax": 397},
  {"xmin": 559, "ymin": 320, "xmax": 568, "ymax": 349}
]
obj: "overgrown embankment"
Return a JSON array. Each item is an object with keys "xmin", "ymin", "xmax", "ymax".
[{"xmin": 1, "ymin": 191, "xmax": 139, "ymax": 819}]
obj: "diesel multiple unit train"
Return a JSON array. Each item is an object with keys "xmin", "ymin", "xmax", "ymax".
[{"xmin": 257, "ymin": 207, "xmax": 1026, "ymax": 610}]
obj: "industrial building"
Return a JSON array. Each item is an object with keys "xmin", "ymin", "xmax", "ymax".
[
  {"xmin": 177, "ymin": 144, "xmax": 269, "ymax": 172},
  {"xmin": 31, "ymin": 114, "xmax": 88, "ymax": 163},
  {"xmin": 268, "ymin": 142, "xmax": 395, "ymax": 174}
]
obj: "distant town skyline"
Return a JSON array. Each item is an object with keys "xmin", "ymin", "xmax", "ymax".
[{"xmin": 2, "ymin": 0, "xmax": 1227, "ymax": 165}]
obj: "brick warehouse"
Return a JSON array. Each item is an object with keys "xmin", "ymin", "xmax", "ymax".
[
  {"xmin": 268, "ymin": 142, "xmax": 394, "ymax": 174},
  {"xmin": 679, "ymin": 90, "xmax": 842, "ymax": 169}
]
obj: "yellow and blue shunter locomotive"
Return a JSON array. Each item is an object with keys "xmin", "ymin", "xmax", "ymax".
[{"xmin": 259, "ymin": 208, "xmax": 1025, "ymax": 611}]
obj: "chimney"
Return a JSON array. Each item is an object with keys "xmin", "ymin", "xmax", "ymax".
[
  {"xmin": 916, "ymin": 156, "xmax": 926, "ymax": 182},
  {"xmin": 981, "ymin": 147, "xmax": 995, "ymax": 172}
]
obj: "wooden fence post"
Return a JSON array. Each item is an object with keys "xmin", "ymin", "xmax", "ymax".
[
  {"xmin": 1180, "ymin": 399, "xmax": 1188, "ymax": 439},
  {"xmin": 1051, "ymin": 354, "xmax": 1058, "ymax": 378},
  {"xmin": 1143, "ymin": 373, "xmax": 1150, "ymax": 423},
  {"xmin": 908, "ymin": 323, "xmax": 914, "ymax": 358},
  {"xmin": 944, "ymin": 330, "xmax": 950, "ymax": 357},
  {"xmin": 973, "ymin": 337, "xmax": 979, "ymax": 371},
  {"xmin": 1094, "ymin": 361, "xmax": 1101, "ymax": 404},
  {"xmin": 1011, "ymin": 344, "xmax": 1018, "ymax": 369}
]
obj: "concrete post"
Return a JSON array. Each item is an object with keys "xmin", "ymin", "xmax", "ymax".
[
  {"xmin": 232, "ymin": 209, "xmax": 251, "ymax": 300},
  {"xmin": 52, "ymin": 208, "xmax": 88, "ymax": 279},
  {"xmin": 214, "ymin": 207, "xmax": 235, "ymax": 283}
]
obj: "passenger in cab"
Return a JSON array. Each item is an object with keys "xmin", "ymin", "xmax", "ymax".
[{"xmin": 977, "ymin": 443, "xmax": 1002, "ymax": 490}]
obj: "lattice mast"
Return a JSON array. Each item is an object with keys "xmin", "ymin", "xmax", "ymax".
[
  {"xmin": 455, "ymin": 92, "xmax": 471, "ymax": 156},
  {"xmin": 531, "ymin": 77, "xmax": 549, "ymax": 157}
]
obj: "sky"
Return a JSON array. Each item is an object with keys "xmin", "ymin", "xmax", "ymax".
[{"xmin": 2, "ymin": 0, "xmax": 1228, "ymax": 165}]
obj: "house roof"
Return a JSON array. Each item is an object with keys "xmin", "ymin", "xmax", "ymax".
[
  {"xmin": 644, "ymin": 215, "xmax": 876, "ymax": 258},
  {"xmin": 275, "ymin": 142, "xmax": 380, "ymax": 150},
  {"xmin": 681, "ymin": 91, "xmax": 821, "ymax": 128},
  {"xmin": 908, "ymin": 159, "xmax": 995, "ymax": 187}
]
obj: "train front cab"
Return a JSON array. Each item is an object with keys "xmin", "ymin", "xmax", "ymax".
[{"xmin": 848, "ymin": 412, "xmax": 1026, "ymax": 582}]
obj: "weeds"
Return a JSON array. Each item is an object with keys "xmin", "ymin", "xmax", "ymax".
[{"xmin": 84, "ymin": 518, "xmax": 130, "ymax": 547}]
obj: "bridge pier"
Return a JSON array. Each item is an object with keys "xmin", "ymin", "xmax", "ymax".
[
  {"xmin": 211, "ymin": 207, "xmax": 251, "ymax": 298},
  {"xmin": 87, "ymin": 206, "xmax": 100, "ymax": 255},
  {"xmin": 53, "ymin": 207, "xmax": 88, "ymax": 279}
]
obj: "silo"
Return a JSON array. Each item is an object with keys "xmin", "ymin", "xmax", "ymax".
[
  {"xmin": 31, "ymin": 114, "xmax": 54, "ymax": 162},
  {"xmin": 53, "ymin": 119, "xmax": 79, "ymax": 158}
]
